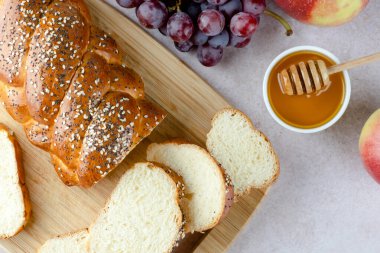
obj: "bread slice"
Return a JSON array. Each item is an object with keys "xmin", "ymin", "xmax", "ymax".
[
  {"xmin": 147, "ymin": 141, "xmax": 234, "ymax": 233},
  {"xmin": 88, "ymin": 162, "xmax": 185, "ymax": 253},
  {"xmin": 0, "ymin": 124, "xmax": 31, "ymax": 238},
  {"xmin": 206, "ymin": 108, "xmax": 279, "ymax": 198},
  {"xmin": 39, "ymin": 229, "xmax": 89, "ymax": 253}
]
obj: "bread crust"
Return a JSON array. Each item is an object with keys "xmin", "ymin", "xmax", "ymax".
[
  {"xmin": 208, "ymin": 108, "xmax": 280, "ymax": 199},
  {"xmin": 25, "ymin": 0, "xmax": 91, "ymax": 125},
  {"xmin": 0, "ymin": 124, "xmax": 31, "ymax": 239},
  {"xmin": 149, "ymin": 162, "xmax": 187, "ymax": 250},
  {"xmin": 38, "ymin": 228, "xmax": 89, "ymax": 253},
  {"xmin": 147, "ymin": 140, "xmax": 234, "ymax": 232},
  {"xmin": 0, "ymin": 0, "xmax": 166, "ymax": 187}
]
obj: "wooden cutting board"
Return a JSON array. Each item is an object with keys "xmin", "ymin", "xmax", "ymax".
[{"xmin": 0, "ymin": 1, "xmax": 267, "ymax": 252}]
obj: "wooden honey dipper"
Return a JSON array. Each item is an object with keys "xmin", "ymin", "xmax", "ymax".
[{"xmin": 278, "ymin": 52, "xmax": 380, "ymax": 95}]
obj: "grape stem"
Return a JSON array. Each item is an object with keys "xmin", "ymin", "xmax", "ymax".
[
  {"xmin": 176, "ymin": 0, "xmax": 181, "ymax": 12},
  {"xmin": 264, "ymin": 9, "xmax": 293, "ymax": 36},
  {"xmin": 168, "ymin": 0, "xmax": 181, "ymax": 12}
]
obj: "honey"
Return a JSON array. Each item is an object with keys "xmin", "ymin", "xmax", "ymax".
[{"xmin": 268, "ymin": 50, "xmax": 345, "ymax": 129}]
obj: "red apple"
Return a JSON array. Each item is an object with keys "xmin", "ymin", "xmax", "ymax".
[
  {"xmin": 359, "ymin": 109, "xmax": 380, "ymax": 184},
  {"xmin": 274, "ymin": 0, "xmax": 369, "ymax": 26}
]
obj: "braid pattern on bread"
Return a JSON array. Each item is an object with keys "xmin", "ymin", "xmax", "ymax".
[{"xmin": 0, "ymin": 0, "xmax": 166, "ymax": 187}]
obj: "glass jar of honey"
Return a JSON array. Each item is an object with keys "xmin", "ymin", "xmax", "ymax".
[{"xmin": 263, "ymin": 46, "xmax": 351, "ymax": 133}]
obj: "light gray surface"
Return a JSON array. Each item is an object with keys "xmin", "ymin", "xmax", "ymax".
[
  {"xmin": 1, "ymin": 1, "xmax": 379, "ymax": 253},
  {"xmin": 105, "ymin": 1, "xmax": 380, "ymax": 252}
]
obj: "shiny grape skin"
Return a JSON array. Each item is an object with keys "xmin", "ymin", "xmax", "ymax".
[
  {"xmin": 192, "ymin": 29, "xmax": 209, "ymax": 45},
  {"xmin": 243, "ymin": 0, "xmax": 266, "ymax": 16},
  {"xmin": 197, "ymin": 44, "xmax": 223, "ymax": 67},
  {"xmin": 219, "ymin": 0, "xmax": 242, "ymax": 20},
  {"xmin": 229, "ymin": 33, "xmax": 251, "ymax": 48},
  {"xmin": 167, "ymin": 12, "xmax": 194, "ymax": 42},
  {"xmin": 136, "ymin": 0, "xmax": 168, "ymax": 29},
  {"xmin": 175, "ymin": 40, "xmax": 194, "ymax": 52},
  {"xmin": 208, "ymin": 29, "xmax": 229, "ymax": 48},
  {"xmin": 197, "ymin": 9, "xmax": 225, "ymax": 36},
  {"xmin": 117, "ymin": 0, "xmax": 143, "ymax": 8},
  {"xmin": 207, "ymin": 0, "xmax": 228, "ymax": 6},
  {"xmin": 230, "ymin": 12, "xmax": 258, "ymax": 37}
]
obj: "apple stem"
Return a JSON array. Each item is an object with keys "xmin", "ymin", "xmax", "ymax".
[{"xmin": 264, "ymin": 9, "xmax": 293, "ymax": 36}]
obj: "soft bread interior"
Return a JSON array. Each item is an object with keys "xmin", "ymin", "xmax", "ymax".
[
  {"xmin": 147, "ymin": 142, "xmax": 226, "ymax": 232},
  {"xmin": 88, "ymin": 163, "xmax": 183, "ymax": 253},
  {"xmin": 39, "ymin": 230, "xmax": 88, "ymax": 253},
  {"xmin": 0, "ymin": 129, "xmax": 27, "ymax": 238},
  {"xmin": 207, "ymin": 109, "xmax": 279, "ymax": 197}
]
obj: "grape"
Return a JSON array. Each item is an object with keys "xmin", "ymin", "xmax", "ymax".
[
  {"xmin": 175, "ymin": 40, "xmax": 194, "ymax": 52},
  {"xmin": 192, "ymin": 29, "xmax": 209, "ymax": 45},
  {"xmin": 200, "ymin": 2, "xmax": 218, "ymax": 11},
  {"xmin": 117, "ymin": 0, "xmax": 143, "ymax": 8},
  {"xmin": 243, "ymin": 0, "xmax": 266, "ymax": 16},
  {"xmin": 136, "ymin": 0, "xmax": 168, "ymax": 29},
  {"xmin": 229, "ymin": 33, "xmax": 251, "ymax": 47},
  {"xmin": 185, "ymin": 2, "xmax": 201, "ymax": 23},
  {"xmin": 159, "ymin": 23, "xmax": 168, "ymax": 36},
  {"xmin": 197, "ymin": 44, "xmax": 223, "ymax": 67},
  {"xmin": 167, "ymin": 12, "xmax": 194, "ymax": 42},
  {"xmin": 219, "ymin": 0, "xmax": 242, "ymax": 19},
  {"xmin": 198, "ymin": 10, "xmax": 225, "ymax": 36},
  {"xmin": 207, "ymin": 0, "xmax": 228, "ymax": 6},
  {"xmin": 193, "ymin": 0, "xmax": 205, "ymax": 3},
  {"xmin": 230, "ymin": 12, "xmax": 258, "ymax": 37},
  {"xmin": 208, "ymin": 29, "xmax": 229, "ymax": 48}
]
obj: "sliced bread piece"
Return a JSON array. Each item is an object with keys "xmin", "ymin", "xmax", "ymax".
[
  {"xmin": 147, "ymin": 141, "xmax": 234, "ymax": 233},
  {"xmin": 206, "ymin": 108, "xmax": 279, "ymax": 198},
  {"xmin": 0, "ymin": 124, "xmax": 31, "ymax": 238},
  {"xmin": 88, "ymin": 162, "xmax": 185, "ymax": 253},
  {"xmin": 39, "ymin": 229, "xmax": 89, "ymax": 253}
]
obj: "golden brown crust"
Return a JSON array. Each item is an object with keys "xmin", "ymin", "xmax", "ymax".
[
  {"xmin": 149, "ymin": 162, "xmax": 186, "ymax": 203},
  {"xmin": 0, "ymin": 124, "xmax": 31, "ymax": 238},
  {"xmin": 78, "ymin": 92, "xmax": 140, "ymax": 187},
  {"xmin": 109, "ymin": 65, "xmax": 145, "ymax": 99},
  {"xmin": 210, "ymin": 108, "xmax": 280, "ymax": 199},
  {"xmin": 0, "ymin": 0, "xmax": 53, "ymax": 86},
  {"xmin": 88, "ymin": 27, "xmax": 122, "ymax": 65},
  {"xmin": 219, "ymin": 166, "xmax": 234, "ymax": 220},
  {"xmin": 0, "ymin": 0, "xmax": 167, "ymax": 187},
  {"xmin": 0, "ymin": 83, "xmax": 31, "ymax": 123},
  {"xmin": 148, "ymin": 162, "xmax": 187, "ymax": 249},
  {"xmin": 24, "ymin": 120, "xmax": 51, "ymax": 151},
  {"xmin": 51, "ymin": 155, "xmax": 79, "ymax": 186},
  {"xmin": 135, "ymin": 99, "xmax": 166, "ymax": 141},
  {"xmin": 51, "ymin": 52, "xmax": 110, "ymax": 174},
  {"xmin": 25, "ymin": 0, "xmax": 91, "ymax": 125}
]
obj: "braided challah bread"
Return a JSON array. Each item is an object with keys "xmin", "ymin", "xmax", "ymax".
[{"xmin": 0, "ymin": 0, "xmax": 166, "ymax": 187}]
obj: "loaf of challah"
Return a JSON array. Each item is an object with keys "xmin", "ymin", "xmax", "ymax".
[{"xmin": 0, "ymin": 0, "xmax": 166, "ymax": 187}]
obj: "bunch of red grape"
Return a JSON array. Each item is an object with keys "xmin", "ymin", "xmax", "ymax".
[{"xmin": 117, "ymin": 0, "xmax": 291, "ymax": 67}]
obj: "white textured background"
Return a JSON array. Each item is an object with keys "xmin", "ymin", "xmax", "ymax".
[
  {"xmin": 104, "ymin": 1, "xmax": 380, "ymax": 252},
  {"xmin": 2, "ymin": 1, "xmax": 380, "ymax": 253}
]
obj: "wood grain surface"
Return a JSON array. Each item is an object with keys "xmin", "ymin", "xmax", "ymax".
[{"xmin": 0, "ymin": 0, "xmax": 267, "ymax": 252}]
